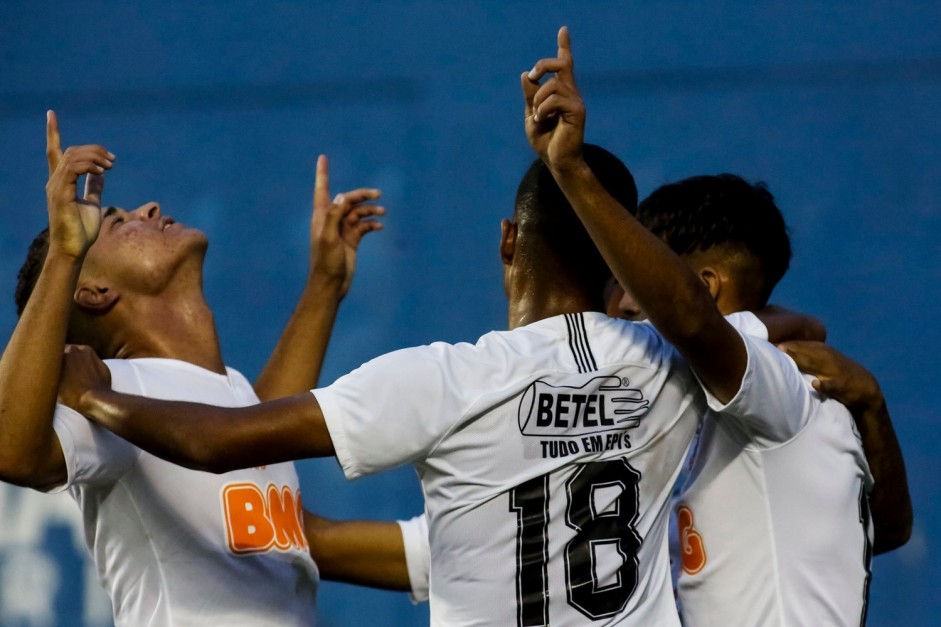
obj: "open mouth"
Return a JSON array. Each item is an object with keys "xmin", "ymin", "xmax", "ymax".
[{"xmin": 160, "ymin": 217, "xmax": 177, "ymax": 231}]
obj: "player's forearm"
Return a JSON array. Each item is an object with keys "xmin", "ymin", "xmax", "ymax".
[
  {"xmin": 77, "ymin": 389, "xmax": 334, "ymax": 473},
  {"xmin": 755, "ymin": 305, "xmax": 826, "ymax": 343},
  {"xmin": 855, "ymin": 397, "xmax": 913, "ymax": 554},
  {"xmin": 0, "ymin": 249, "xmax": 78, "ymax": 485},
  {"xmin": 304, "ymin": 513, "xmax": 411, "ymax": 591},
  {"xmin": 550, "ymin": 161, "xmax": 746, "ymax": 402},
  {"xmin": 254, "ymin": 275, "xmax": 344, "ymax": 400}
]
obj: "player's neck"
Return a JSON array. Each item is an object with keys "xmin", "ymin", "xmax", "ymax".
[
  {"xmin": 102, "ymin": 289, "xmax": 226, "ymax": 374},
  {"xmin": 507, "ymin": 282, "xmax": 601, "ymax": 329}
]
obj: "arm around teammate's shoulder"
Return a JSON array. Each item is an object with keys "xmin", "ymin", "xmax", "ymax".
[{"xmin": 59, "ymin": 346, "xmax": 333, "ymax": 473}]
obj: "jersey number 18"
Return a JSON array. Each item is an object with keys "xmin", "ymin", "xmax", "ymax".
[{"xmin": 509, "ymin": 458, "xmax": 642, "ymax": 626}]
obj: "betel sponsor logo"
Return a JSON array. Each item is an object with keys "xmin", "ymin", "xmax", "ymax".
[
  {"xmin": 222, "ymin": 483, "xmax": 308, "ymax": 555},
  {"xmin": 517, "ymin": 375, "xmax": 650, "ymax": 437}
]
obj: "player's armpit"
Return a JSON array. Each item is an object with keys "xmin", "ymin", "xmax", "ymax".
[
  {"xmin": 67, "ymin": 386, "xmax": 334, "ymax": 473},
  {"xmin": 303, "ymin": 511, "xmax": 412, "ymax": 591}
]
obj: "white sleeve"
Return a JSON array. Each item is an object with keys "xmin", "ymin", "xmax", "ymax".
[
  {"xmin": 48, "ymin": 403, "xmax": 139, "ymax": 492},
  {"xmin": 702, "ymin": 325, "xmax": 813, "ymax": 447},
  {"xmin": 723, "ymin": 311, "xmax": 769, "ymax": 341},
  {"xmin": 314, "ymin": 342, "xmax": 475, "ymax": 480},
  {"xmin": 397, "ymin": 514, "xmax": 430, "ymax": 604}
]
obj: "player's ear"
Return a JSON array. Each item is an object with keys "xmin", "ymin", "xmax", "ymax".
[
  {"xmin": 74, "ymin": 282, "xmax": 119, "ymax": 312},
  {"xmin": 698, "ymin": 267, "xmax": 722, "ymax": 301},
  {"xmin": 500, "ymin": 219, "xmax": 517, "ymax": 265}
]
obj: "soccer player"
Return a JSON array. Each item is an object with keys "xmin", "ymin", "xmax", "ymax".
[
  {"xmin": 58, "ymin": 132, "xmax": 728, "ymax": 625},
  {"xmin": 522, "ymin": 26, "xmax": 899, "ymax": 625},
  {"xmin": 0, "ymin": 112, "xmax": 423, "ymax": 625},
  {"xmin": 607, "ymin": 175, "xmax": 911, "ymax": 620}
]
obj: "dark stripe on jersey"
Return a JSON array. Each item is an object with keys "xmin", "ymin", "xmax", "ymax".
[
  {"xmin": 564, "ymin": 314, "xmax": 589, "ymax": 373},
  {"xmin": 859, "ymin": 481, "xmax": 873, "ymax": 626},
  {"xmin": 574, "ymin": 313, "xmax": 598, "ymax": 371}
]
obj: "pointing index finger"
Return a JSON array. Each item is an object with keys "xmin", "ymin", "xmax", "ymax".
[
  {"xmin": 46, "ymin": 110, "xmax": 63, "ymax": 175},
  {"xmin": 313, "ymin": 154, "xmax": 330, "ymax": 210},
  {"xmin": 557, "ymin": 26, "xmax": 572, "ymax": 65}
]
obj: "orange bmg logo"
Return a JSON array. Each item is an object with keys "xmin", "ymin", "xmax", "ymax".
[{"xmin": 222, "ymin": 483, "xmax": 308, "ymax": 555}]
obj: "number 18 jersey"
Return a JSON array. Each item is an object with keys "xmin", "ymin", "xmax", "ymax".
[{"xmin": 315, "ymin": 312, "xmax": 704, "ymax": 626}]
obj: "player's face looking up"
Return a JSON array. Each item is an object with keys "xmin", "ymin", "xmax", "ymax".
[{"xmin": 81, "ymin": 201, "xmax": 208, "ymax": 297}]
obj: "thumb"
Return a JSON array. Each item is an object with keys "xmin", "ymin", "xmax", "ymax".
[{"xmin": 521, "ymin": 72, "xmax": 539, "ymax": 121}]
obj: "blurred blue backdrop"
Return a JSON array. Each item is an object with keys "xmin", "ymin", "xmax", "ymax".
[{"xmin": 1, "ymin": 2, "xmax": 938, "ymax": 625}]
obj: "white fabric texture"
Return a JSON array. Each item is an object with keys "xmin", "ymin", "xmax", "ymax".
[{"xmin": 52, "ymin": 358, "xmax": 319, "ymax": 627}]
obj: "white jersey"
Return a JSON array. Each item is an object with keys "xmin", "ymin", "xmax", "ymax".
[
  {"xmin": 315, "ymin": 312, "xmax": 704, "ymax": 627},
  {"xmin": 673, "ymin": 316, "xmax": 874, "ymax": 626},
  {"xmin": 50, "ymin": 358, "xmax": 319, "ymax": 627}
]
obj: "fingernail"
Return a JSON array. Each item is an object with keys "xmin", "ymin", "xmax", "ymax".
[
  {"xmin": 528, "ymin": 68, "xmax": 538, "ymax": 80},
  {"xmin": 107, "ymin": 151, "xmax": 116, "ymax": 160},
  {"xmin": 103, "ymin": 160, "xmax": 113, "ymax": 167},
  {"xmin": 334, "ymin": 194, "xmax": 344, "ymax": 204}
]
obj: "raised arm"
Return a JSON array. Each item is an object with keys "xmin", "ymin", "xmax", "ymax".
[
  {"xmin": 58, "ymin": 344, "xmax": 331, "ymax": 473},
  {"xmin": 253, "ymin": 155, "xmax": 384, "ymax": 400},
  {"xmin": 522, "ymin": 28, "xmax": 745, "ymax": 403},
  {"xmin": 778, "ymin": 341, "xmax": 912, "ymax": 554},
  {"xmin": 0, "ymin": 111, "xmax": 113, "ymax": 490}
]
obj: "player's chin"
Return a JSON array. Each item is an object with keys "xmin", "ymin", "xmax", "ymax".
[{"xmin": 180, "ymin": 229, "xmax": 209, "ymax": 253}]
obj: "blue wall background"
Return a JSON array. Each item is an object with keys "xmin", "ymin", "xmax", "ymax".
[{"xmin": 1, "ymin": 2, "xmax": 938, "ymax": 625}]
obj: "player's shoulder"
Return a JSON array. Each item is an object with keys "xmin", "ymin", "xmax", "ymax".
[{"xmin": 102, "ymin": 358, "xmax": 255, "ymax": 400}]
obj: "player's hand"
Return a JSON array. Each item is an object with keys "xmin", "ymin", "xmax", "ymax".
[
  {"xmin": 521, "ymin": 26, "xmax": 586, "ymax": 173},
  {"xmin": 777, "ymin": 340, "xmax": 883, "ymax": 412},
  {"xmin": 309, "ymin": 155, "xmax": 384, "ymax": 296},
  {"xmin": 57, "ymin": 344, "xmax": 112, "ymax": 413},
  {"xmin": 45, "ymin": 110, "xmax": 115, "ymax": 260}
]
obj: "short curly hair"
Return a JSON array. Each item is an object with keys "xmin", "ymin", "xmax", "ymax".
[{"xmin": 637, "ymin": 174, "xmax": 791, "ymax": 305}]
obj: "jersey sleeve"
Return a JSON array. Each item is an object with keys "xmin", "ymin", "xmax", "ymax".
[
  {"xmin": 48, "ymin": 403, "xmax": 139, "ymax": 492},
  {"xmin": 702, "ymin": 320, "xmax": 813, "ymax": 446},
  {"xmin": 397, "ymin": 513, "xmax": 430, "ymax": 604},
  {"xmin": 314, "ymin": 342, "xmax": 477, "ymax": 479},
  {"xmin": 724, "ymin": 311, "xmax": 769, "ymax": 341}
]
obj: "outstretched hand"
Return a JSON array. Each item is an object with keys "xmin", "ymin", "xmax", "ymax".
[
  {"xmin": 309, "ymin": 155, "xmax": 385, "ymax": 296},
  {"xmin": 521, "ymin": 26, "xmax": 586, "ymax": 173},
  {"xmin": 57, "ymin": 344, "xmax": 112, "ymax": 414},
  {"xmin": 45, "ymin": 111, "xmax": 115, "ymax": 259}
]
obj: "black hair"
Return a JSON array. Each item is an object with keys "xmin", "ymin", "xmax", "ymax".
[
  {"xmin": 637, "ymin": 174, "xmax": 791, "ymax": 304},
  {"xmin": 514, "ymin": 144, "xmax": 637, "ymax": 299},
  {"xmin": 15, "ymin": 228, "xmax": 51, "ymax": 316}
]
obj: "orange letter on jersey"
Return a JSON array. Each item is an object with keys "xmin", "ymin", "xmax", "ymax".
[
  {"xmin": 224, "ymin": 483, "xmax": 276, "ymax": 554},
  {"xmin": 677, "ymin": 505, "xmax": 707, "ymax": 575},
  {"xmin": 268, "ymin": 485, "xmax": 308, "ymax": 551}
]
